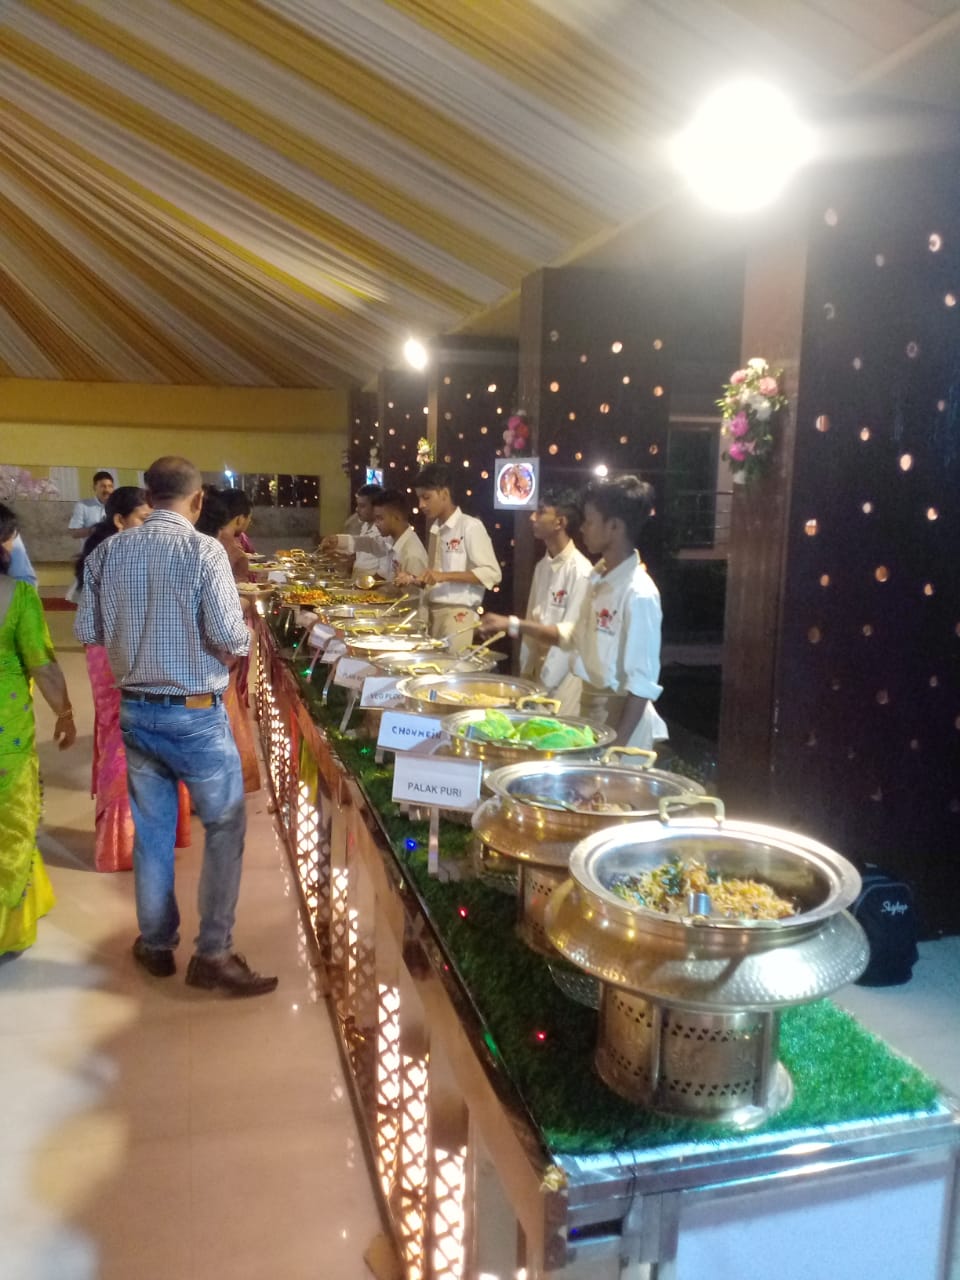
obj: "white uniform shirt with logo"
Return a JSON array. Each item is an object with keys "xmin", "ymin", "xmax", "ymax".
[
  {"xmin": 387, "ymin": 525, "xmax": 429, "ymax": 582},
  {"xmin": 569, "ymin": 552, "xmax": 667, "ymax": 741},
  {"xmin": 426, "ymin": 508, "xmax": 502, "ymax": 610},
  {"xmin": 520, "ymin": 539, "xmax": 593, "ymax": 690}
]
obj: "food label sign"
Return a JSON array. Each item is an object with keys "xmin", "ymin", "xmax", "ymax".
[
  {"xmin": 308, "ymin": 622, "xmax": 337, "ymax": 649},
  {"xmin": 360, "ymin": 677, "xmax": 405, "ymax": 709},
  {"xmin": 333, "ymin": 657, "xmax": 378, "ymax": 690},
  {"xmin": 318, "ymin": 639, "xmax": 348, "ymax": 664},
  {"xmin": 392, "ymin": 755, "xmax": 482, "ymax": 812},
  {"xmin": 377, "ymin": 711, "xmax": 443, "ymax": 751}
]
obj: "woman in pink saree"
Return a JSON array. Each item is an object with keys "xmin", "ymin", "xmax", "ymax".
[{"xmin": 79, "ymin": 489, "xmax": 192, "ymax": 872}]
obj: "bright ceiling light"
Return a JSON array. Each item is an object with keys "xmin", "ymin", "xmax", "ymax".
[
  {"xmin": 671, "ymin": 80, "xmax": 816, "ymax": 213},
  {"xmin": 593, "ymin": 463, "xmax": 609, "ymax": 477},
  {"xmin": 403, "ymin": 337, "xmax": 428, "ymax": 371}
]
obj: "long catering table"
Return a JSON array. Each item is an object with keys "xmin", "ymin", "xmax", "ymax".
[{"xmin": 253, "ymin": 618, "xmax": 960, "ymax": 1280}]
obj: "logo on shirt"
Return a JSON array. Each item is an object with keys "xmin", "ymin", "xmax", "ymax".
[
  {"xmin": 595, "ymin": 607, "xmax": 618, "ymax": 635},
  {"xmin": 444, "ymin": 537, "xmax": 463, "ymax": 553},
  {"xmin": 551, "ymin": 588, "xmax": 568, "ymax": 606}
]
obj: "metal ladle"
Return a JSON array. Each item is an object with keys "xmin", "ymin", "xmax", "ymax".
[
  {"xmin": 379, "ymin": 593, "xmax": 416, "ymax": 617},
  {"xmin": 463, "ymin": 630, "xmax": 506, "ymax": 664}
]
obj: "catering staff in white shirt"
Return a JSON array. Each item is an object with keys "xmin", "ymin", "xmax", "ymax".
[
  {"xmin": 515, "ymin": 489, "xmax": 592, "ymax": 715},
  {"xmin": 371, "ymin": 488, "xmax": 429, "ymax": 584},
  {"xmin": 322, "ymin": 483, "xmax": 391, "ymax": 579},
  {"xmin": 69, "ymin": 471, "xmax": 115, "ymax": 541},
  {"xmin": 480, "ymin": 476, "xmax": 667, "ymax": 749},
  {"xmin": 398, "ymin": 463, "xmax": 502, "ymax": 653}
]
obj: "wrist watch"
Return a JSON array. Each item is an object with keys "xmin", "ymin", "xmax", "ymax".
[{"xmin": 507, "ymin": 615, "xmax": 520, "ymax": 639}]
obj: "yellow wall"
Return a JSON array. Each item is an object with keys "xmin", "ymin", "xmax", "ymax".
[{"xmin": 0, "ymin": 379, "xmax": 353, "ymax": 530}]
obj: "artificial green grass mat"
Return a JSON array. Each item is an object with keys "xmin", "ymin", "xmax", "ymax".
[{"xmin": 293, "ymin": 666, "xmax": 940, "ymax": 1155}]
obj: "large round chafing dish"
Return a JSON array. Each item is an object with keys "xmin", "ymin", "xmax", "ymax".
[
  {"xmin": 544, "ymin": 802, "xmax": 868, "ymax": 1128},
  {"xmin": 337, "ymin": 618, "xmax": 424, "ymax": 638},
  {"xmin": 356, "ymin": 650, "xmax": 508, "ymax": 741},
  {"xmin": 443, "ymin": 708, "xmax": 618, "ymax": 770},
  {"xmin": 342, "ymin": 632, "xmax": 440, "ymax": 662},
  {"xmin": 473, "ymin": 754, "xmax": 704, "ymax": 955},
  {"xmin": 396, "ymin": 671, "xmax": 545, "ymax": 711},
  {"xmin": 321, "ymin": 603, "xmax": 404, "ymax": 622},
  {"xmin": 375, "ymin": 649, "xmax": 506, "ymax": 677}
]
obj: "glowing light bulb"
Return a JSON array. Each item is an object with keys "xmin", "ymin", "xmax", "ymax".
[
  {"xmin": 403, "ymin": 337, "xmax": 428, "ymax": 370},
  {"xmin": 671, "ymin": 80, "xmax": 816, "ymax": 212}
]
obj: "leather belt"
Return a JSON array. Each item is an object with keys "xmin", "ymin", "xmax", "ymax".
[{"xmin": 121, "ymin": 691, "xmax": 221, "ymax": 708}]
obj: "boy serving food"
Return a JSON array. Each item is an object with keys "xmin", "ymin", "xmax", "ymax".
[{"xmin": 480, "ymin": 475, "xmax": 667, "ymax": 749}]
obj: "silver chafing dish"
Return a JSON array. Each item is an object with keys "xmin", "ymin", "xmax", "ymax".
[
  {"xmin": 544, "ymin": 800, "xmax": 868, "ymax": 1128},
  {"xmin": 395, "ymin": 671, "xmax": 545, "ymax": 712},
  {"xmin": 443, "ymin": 709, "xmax": 618, "ymax": 770},
  {"xmin": 375, "ymin": 650, "xmax": 506, "ymax": 677},
  {"xmin": 355, "ymin": 649, "xmax": 510, "ymax": 740},
  {"xmin": 322, "ymin": 604, "xmax": 403, "ymax": 622},
  {"xmin": 472, "ymin": 753, "xmax": 703, "ymax": 954},
  {"xmin": 341, "ymin": 631, "xmax": 440, "ymax": 663}
]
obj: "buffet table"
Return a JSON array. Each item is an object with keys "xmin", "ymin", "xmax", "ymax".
[{"xmin": 253, "ymin": 616, "xmax": 960, "ymax": 1280}]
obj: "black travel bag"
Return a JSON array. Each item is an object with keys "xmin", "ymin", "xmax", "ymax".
[{"xmin": 850, "ymin": 866, "xmax": 919, "ymax": 986}]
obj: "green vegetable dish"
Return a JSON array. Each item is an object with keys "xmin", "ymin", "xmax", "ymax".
[{"xmin": 458, "ymin": 710, "xmax": 597, "ymax": 750}]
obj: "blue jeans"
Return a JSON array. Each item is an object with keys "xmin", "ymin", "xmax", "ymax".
[{"xmin": 120, "ymin": 699, "xmax": 246, "ymax": 958}]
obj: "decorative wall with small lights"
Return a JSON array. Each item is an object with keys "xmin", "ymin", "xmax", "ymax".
[
  {"xmin": 773, "ymin": 154, "xmax": 960, "ymax": 934},
  {"xmin": 532, "ymin": 271, "xmax": 671, "ymax": 485},
  {"xmin": 518, "ymin": 270, "xmax": 675, "ymax": 594},
  {"xmin": 348, "ymin": 388, "xmax": 379, "ymax": 497},
  {"xmin": 431, "ymin": 337, "xmax": 519, "ymax": 607},
  {"xmin": 379, "ymin": 370, "xmax": 429, "ymax": 496}
]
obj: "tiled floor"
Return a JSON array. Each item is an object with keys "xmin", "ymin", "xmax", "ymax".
[
  {"xmin": 3, "ymin": 617, "xmax": 958, "ymax": 1280},
  {"xmin": 1, "ymin": 618, "xmax": 382, "ymax": 1280},
  {"xmin": 835, "ymin": 934, "xmax": 960, "ymax": 1101}
]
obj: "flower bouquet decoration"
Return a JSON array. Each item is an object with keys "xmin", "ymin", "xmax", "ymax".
[{"xmin": 717, "ymin": 358, "xmax": 787, "ymax": 484}]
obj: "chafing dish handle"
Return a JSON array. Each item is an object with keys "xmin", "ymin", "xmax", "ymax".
[
  {"xmin": 601, "ymin": 746, "xmax": 658, "ymax": 769},
  {"xmin": 409, "ymin": 663, "xmax": 443, "ymax": 675},
  {"xmin": 516, "ymin": 696, "xmax": 562, "ymax": 713},
  {"xmin": 658, "ymin": 794, "xmax": 725, "ymax": 824}
]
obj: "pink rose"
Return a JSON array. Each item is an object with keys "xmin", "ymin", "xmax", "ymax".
[
  {"xmin": 728, "ymin": 442, "xmax": 748, "ymax": 462},
  {"xmin": 730, "ymin": 369, "xmax": 748, "ymax": 385},
  {"xmin": 728, "ymin": 412, "xmax": 750, "ymax": 438},
  {"xmin": 758, "ymin": 376, "xmax": 779, "ymax": 396}
]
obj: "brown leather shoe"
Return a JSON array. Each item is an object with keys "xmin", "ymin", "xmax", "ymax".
[
  {"xmin": 185, "ymin": 952, "xmax": 278, "ymax": 997},
  {"xmin": 132, "ymin": 936, "xmax": 176, "ymax": 978}
]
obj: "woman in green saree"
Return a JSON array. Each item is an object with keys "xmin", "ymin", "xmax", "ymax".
[{"xmin": 0, "ymin": 503, "xmax": 76, "ymax": 955}]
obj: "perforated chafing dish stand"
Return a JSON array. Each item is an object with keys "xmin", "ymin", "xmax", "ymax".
[{"xmin": 545, "ymin": 796, "xmax": 869, "ymax": 1127}]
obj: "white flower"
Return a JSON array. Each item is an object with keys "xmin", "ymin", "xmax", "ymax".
[
  {"xmin": 751, "ymin": 397, "xmax": 773, "ymax": 421},
  {"xmin": 747, "ymin": 357, "xmax": 768, "ymax": 372}
]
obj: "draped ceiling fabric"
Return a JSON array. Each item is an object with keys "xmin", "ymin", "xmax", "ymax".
[{"xmin": 1, "ymin": 0, "xmax": 958, "ymax": 387}]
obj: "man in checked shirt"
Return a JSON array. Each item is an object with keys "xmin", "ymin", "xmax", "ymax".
[{"xmin": 75, "ymin": 457, "xmax": 277, "ymax": 997}]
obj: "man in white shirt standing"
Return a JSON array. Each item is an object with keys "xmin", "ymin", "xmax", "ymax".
[
  {"xmin": 322, "ymin": 482, "xmax": 391, "ymax": 579},
  {"xmin": 403, "ymin": 463, "xmax": 502, "ymax": 653},
  {"xmin": 69, "ymin": 470, "xmax": 115, "ymax": 540},
  {"xmin": 480, "ymin": 476, "xmax": 667, "ymax": 749},
  {"xmin": 371, "ymin": 489, "xmax": 429, "ymax": 583},
  {"xmin": 515, "ymin": 489, "xmax": 592, "ymax": 715}
]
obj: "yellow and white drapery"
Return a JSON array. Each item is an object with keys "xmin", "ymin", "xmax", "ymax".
[{"xmin": 0, "ymin": 0, "xmax": 944, "ymax": 386}]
